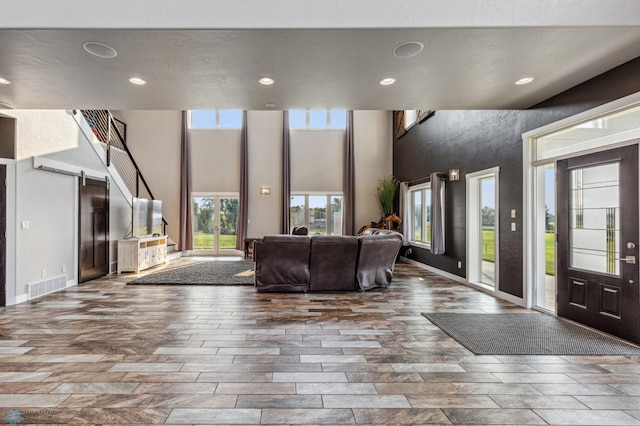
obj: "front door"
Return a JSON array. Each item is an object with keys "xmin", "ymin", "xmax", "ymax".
[
  {"xmin": 79, "ymin": 178, "xmax": 109, "ymax": 283},
  {"xmin": 557, "ymin": 144, "xmax": 639, "ymax": 344},
  {"xmin": 192, "ymin": 194, "xmax": 239, "ymax": 255}
]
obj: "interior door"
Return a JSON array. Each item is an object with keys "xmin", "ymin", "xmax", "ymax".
[
  {"xmin": 0, "ymin": 165, "xmax": 5, "ymax": 306},
  {"xmin": 557, "ymin": 144, "xmax": 639, "ymax": 344},
  {"xmin": 79, "ymin": 178, "xmax": 109, "ymax": 283}
]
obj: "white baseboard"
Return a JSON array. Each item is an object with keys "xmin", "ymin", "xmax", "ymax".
[
  {"xmin": 15, "ymin": 294, "xmax": 29, "ymax": 305},
  {"xmin": 402, "ymin": 258, "xmax": 525, "ymax": 307}
]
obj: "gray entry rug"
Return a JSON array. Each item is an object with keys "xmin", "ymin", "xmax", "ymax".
[
  {"xmin": 128, "ymin": 260, "xmax": 254, "ymax": 285},
  {"xmin": 422, "ymin": 313, "xmax": 640, "ymax": 355}
]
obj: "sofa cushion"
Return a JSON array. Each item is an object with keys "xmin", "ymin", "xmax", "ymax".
[
  {"xmin": 309, "ymin": 236, "xmax": 359, "ymax": 291},
  {"xmin": 356, "ymin": 233, "xmax": 403, "ymax": 291},
  {"xmin": 254, "ymin": 235, "xmax": 311, "ymax": 292}
]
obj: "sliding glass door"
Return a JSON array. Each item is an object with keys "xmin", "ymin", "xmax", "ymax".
[{"xmin": 192, "ymin": 193, "xmax": 239, "ymax": 255}]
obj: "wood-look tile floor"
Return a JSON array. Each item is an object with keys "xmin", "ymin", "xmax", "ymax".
[{"xmin": 1, "ymin": 259, "xmax": 640, "ymax": 425}]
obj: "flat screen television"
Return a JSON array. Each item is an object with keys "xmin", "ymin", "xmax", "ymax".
[{"xmin": 132, "ymin": 197, "xmax": 163, "ymax": 237}]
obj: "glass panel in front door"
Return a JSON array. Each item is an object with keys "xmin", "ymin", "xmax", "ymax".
[
  {"xmin": 569, "ymin": 163, "xmax": 620, "ymax": 275},
  {"xmin": 193, "ymin": 196, "xmax": 215, "ymax": 250}
]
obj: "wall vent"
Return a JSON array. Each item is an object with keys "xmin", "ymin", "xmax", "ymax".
[{"xmin": 28, "ymin": 274, "xmax": 68, "ymax": 300}]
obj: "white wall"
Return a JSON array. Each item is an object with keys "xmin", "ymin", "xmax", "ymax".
[
  {"xmin": 2, "ymin": 109, "xmax": 130, "ymax": 304},
  {"xmin": 114, "ymin": 111, "xmax": 181, "ymax": 244},
  {"xmin": 354, "ymin": 110, "xmax": 393, "ymax": 228},
  {"xmin": 247, "ymin": 111, "xmax": 283, "ymax": 237}
]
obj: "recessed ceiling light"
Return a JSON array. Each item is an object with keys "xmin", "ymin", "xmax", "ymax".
[
  {"xmin": 393, "ymin": 41, "xmax": 424, "ymax": 58},
  {"xmin": 515, "ymin": 77, "xmax": 534, "ymax": 85},
  {"xmin": 129, "ymin": 77, "xmax": 146, "ymax": 85},
  {"xmin": 83, "ymin": 42, "xmax": 118, "ymax": 59},
  {"xmin": 265, "ymin": 103, "xmax": 276, "ymax": 108},
  {"xmin": 380, "ymin": 78, "xmax": 396, "ymax": 86},
  {"xmin": 259, "ymin": 77, "xmax": 275, "ymax": 85},
  {"xmin": 0, "ymin": 77, "xmax": 11, "ymax": 85}
]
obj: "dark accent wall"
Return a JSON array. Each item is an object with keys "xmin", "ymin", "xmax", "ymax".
[{"xmin": 393, "ymin": 56, "xmax": 640, "ymax": 299}]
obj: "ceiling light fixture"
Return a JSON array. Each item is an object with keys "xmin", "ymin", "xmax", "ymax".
[
  {"xmin": 515, "ymin": 77, "xmax": 534, "ymax": 85},
  {"xmin": 0, "ymin": 77, "xmax": 11, "ymax": 85},
  {"xmin": 393, "ymin": 41, "xmax": 424, "ymax": 58},
  {"xmin": 83, "ymin": 42, "xmax": 118, "ymax": 59},
  {"xmin": 380, "ymin": 78, "xmax": 396, "ymax": 86},
  {"xmin": 259, "ymin": 77, "xmax": 275, "ymax": 86},
  {"xmin": 129, "ymin": 77, "xmax": 146, "ymax": 85}
]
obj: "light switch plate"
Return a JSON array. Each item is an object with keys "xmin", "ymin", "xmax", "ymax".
[
  {"xmin": 21, "ymin": 220, "xmax": 29, "ymax": 230},
  {"xmin": 511, "ymin": 222, "xmax": 516, "ymax": 231},
  {"xmin": 511, "ymin": 209, "xmax": 516, "ymax": 218}
]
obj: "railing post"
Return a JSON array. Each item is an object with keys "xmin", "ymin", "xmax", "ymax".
[{"xmin": 106, "ymin": 113, "xmax": 111, "ymax": 167}]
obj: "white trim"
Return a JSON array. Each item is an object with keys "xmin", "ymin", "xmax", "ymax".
[
  {"xmin": 403, "ymin": 258, "xmax": 525, "ymax": 307},
  {"xmin": 522, "ymin": 90, "xmax": 640, "ymax": 310},
  {"xmin": 465, "ymin": 166, "xmax": 500, "ymax": 291}
]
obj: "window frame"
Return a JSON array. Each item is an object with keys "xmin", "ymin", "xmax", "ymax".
[
  {"xmin": 407, "ymin": 182, "xmax": 432, "ymax": 248},
  {"xmin": 289, "ymin": 192, "xmax": 343, "ymax": 235},
  {"xmin": 189, "ymin": 110, "xmax": 243, "ymax": 129},
  {"xmin": 289, "ymin": 109, "xmax": 347, "ymax": 129}
]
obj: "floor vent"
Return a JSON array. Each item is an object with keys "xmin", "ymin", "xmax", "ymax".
[{"xmin": 28, "ymin": 275, "xmax": 68, "ymax": 300}]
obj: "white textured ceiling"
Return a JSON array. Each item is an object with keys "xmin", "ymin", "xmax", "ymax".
[{"xmin": 1, "ymin": 1, "xmax": 640, "ymax": 110}]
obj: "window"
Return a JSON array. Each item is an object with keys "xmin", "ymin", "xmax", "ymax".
[
  {"xmin": 408, "ymin": 183, "xmax": 431, "ymax": 246},
  {"xmin": 404, "ymin": 109, "xmax": 418, "ymax": 129},
  {"xmin": 290, "ymin": 194, "xmax": 343, "ymax": 235},
  {"xmin": 189, "ymin": 110, "xmax": 243, "ymax": 129},
  {"xmin": 289, "ymin": 109, "xmax": 347, "ymax": 129}
]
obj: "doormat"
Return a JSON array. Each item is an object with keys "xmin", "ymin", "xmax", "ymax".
[
  {"xmin": 422, "ymin": 313, "xmax": 640, "ymax": 355},
  {"xmin": 127, "ymin": 260, "xmax": 254, "ymax": 285}
]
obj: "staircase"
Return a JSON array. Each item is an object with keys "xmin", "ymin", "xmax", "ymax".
[{"xmin": 80, "ymin": 109, "xmax": 173, "ymax": 249}]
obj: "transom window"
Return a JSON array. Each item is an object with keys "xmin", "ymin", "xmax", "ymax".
[
  {"xmin": 408, "ymin": 183, "xmax": 431, "ymax": 246},
  {"xmin": 290, "ymin": 194, "xmax": 343, "ymax": 235},
  {"xmin": 190, "ymin": 110, "xmax": 243, "ymax": 129},
  {"xmin": 289, "ymin": 110, "xmax": 346, "ymax": 129}
]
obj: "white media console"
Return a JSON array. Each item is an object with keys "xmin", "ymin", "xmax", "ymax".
[{"xmin": 117, "ymin": 235, "xmax": 168, "ymax": 274}]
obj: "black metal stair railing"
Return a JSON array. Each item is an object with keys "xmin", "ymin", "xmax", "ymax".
[{"xmin": 80, "ymin": 109, "xmax": 168, "ymax": 234}]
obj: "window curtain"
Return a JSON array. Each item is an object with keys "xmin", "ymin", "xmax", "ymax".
[
  {"xmin": 179, "ymin": 111, "xmax": 193, "ymax": 251},
  {"xmin": 281, "ymin": 111, "xmax": 291, "ymax": 234},
  {"xmin": 236, "ymin": 111, "xmax": 248, "ymax": 250},
  {"xmin": 343, "ymin": 110, "xmax": 355, "ymax": 235},
  {"xmin": 399, "ymin": 181, "xmax": 410, "ymax": 245},
  {"xmin": 430, "ymin": 172, "xmax": 446, "ymax": 254}
]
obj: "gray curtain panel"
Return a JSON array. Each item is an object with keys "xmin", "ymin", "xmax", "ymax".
[
  {"xmin": 281, "ymin": 111, "xmax": 291, "ymax": 234},
  {"xmin": 179, "ymin": 111, "xmax": 193, "ymax": 251},
  {"xmin": 236, "ymin": 111, "xmax": 248, "ymax": 250},
  {"xmin": 430, "ymin": 172, "xmax": 446, "ymax": 254},
  {"xmin": 343, "ymin": 110, "xmax": 355, "ymax": 235}
]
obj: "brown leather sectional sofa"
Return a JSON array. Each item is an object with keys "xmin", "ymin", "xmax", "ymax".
[{"xmin": 254, "ymin": 232, "xmax": 403, "ymax": 292}]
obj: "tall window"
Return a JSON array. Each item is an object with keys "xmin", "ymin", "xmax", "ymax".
[
  {"xmin": 408, "ymin": 183, "xmax": 431, "ymax": 246},
  {"xmin": 290, "ymin": 194, "xmax": 343, "ymax": 235},
  {"xmin": 190, "ymin": 110, "xmax": 243, "ymax": 129},
  {"xmin": 289, "ymin": 110, "xmax": 346, "ymax": 129}
]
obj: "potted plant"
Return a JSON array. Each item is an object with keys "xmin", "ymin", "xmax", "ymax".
[{"xmin": 377, "ymin": 175, "xmax": 398, "ymax": 217}]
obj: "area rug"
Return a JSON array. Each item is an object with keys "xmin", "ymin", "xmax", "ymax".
[
  {"xmin": 421, "ymin": 313, "xmax": 640, "ymax": 355},
  {"xmin": 127, "ymin": 260, "xmax": 254, "ymax": 285}
]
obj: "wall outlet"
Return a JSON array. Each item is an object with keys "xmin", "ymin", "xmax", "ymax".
[
  {"xmin": 511, "ymin": 209, "xmax": 517, "ymax": 218},
  {"xmin": 511, "ymin": 222, "xmax": 516, "ymax": 231},
  {"xmin": 41, "ymin": 269, "xmax": 47, "ymax": 278},
  {"xmin": 62, "ymin": 265, "xmax": 67, "ymax": 274},
  {"xmin": 457, "ymin": 261, "xmax": 462, "ymax": 269}
]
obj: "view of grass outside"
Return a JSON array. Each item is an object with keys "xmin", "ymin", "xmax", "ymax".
[
  {"xmin": 482, "ymin": 229, "xmax": 555, "ymax": 276},
  {"xmin": 192, "ymin": 232, "xmax": 237, "ymax": 250}
]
